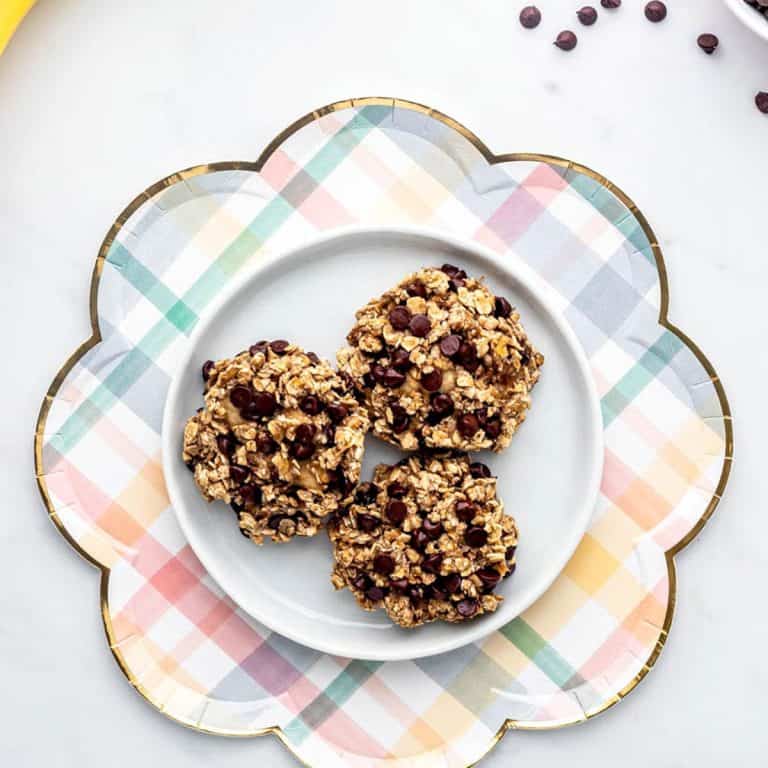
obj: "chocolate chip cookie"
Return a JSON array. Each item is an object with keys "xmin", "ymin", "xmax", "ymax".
[
  {"xmin": 182, "ymin": 341, "xmax": 369, "ymax": 543},
  {"xmin": 337, "ymin": 264, "xmax": 543, "ymax": 452},
  {"xmin": 328, "ymin": 453, "xmax": 518, "ymax": 627}
]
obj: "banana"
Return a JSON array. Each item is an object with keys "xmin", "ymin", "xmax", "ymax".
[{"xmin": 0, "ymin": 0, "xmax": 36, "ymax": 56}]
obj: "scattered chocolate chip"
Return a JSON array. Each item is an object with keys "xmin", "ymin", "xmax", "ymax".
[
  {"xmin": 391, "ymin": 404, "xmax": 410, "ymax": 433},
  {"xmin": 295, "ymin": 423, "xmax": 316, "ymax": 442},
  {"xmin": 456, "ymin": 501, "xmax": 475, "ymax": 522},
  {"xmin": 257, "ymin": 434, "xmax": 278, "ymax": 454},
  {"xmin": 457, "ymin": 413, "xmax": 480, "ymax": 438},
  {"xmin": 290, "ymin": 441, "xmax": 315, "ymax": 460},
  {"xmin": 249, "ymin": 341, "xmax": 268, "ymax": 356},
  {"xmin": 202, "ymin": 360, "xmax": 215, "ymax": 380},
  {"xmin": 388, "ymin": 482, "xmax": 407, "ymax": 499},
  {"xmin": 386, "ymin": 500, "xmax": 408, "ymax": 525},
  {"xmin": 352, "ymin": 574, "xmax": 370, "ymax": 591},
  {"xmin": 429, "ymin": 392, "xmax": 454, "ymax": 419},
  {"xmin": 577, "ymin": 5, "xmax": 598, "ymax": 25},
  {"xmin": 421, "ymin": 369, "xmax": 443, "ymax": 392},
  {"xmin": 457, "ymin": 598, "xmax": 478, "ymax": 618},
  {"xmin": 300, "ymin": 395, "xmax": 322, "ymax": 415},
  {"xmin": 390, "ymin": 578, "xmax": 409, "ymax": 593},
  {"xmin": 439, "ymin": 334, "xmax": 462, "ymax": 358},
  {"xmin": 697, "ymin": 33, "xmax": 718, "ymax": 54},
  {"xmin": 484, "ymin": 417, "xmax": 502, "ymax": 439},
  {"xmin": 373, "ymin": 553, "xmax": 396, "ymax": 575},
  {"xmin": 601, "ymin": 0, "xmax": 620, "ymax": 7},
  {"xmin": 381, "ymin": 368, "xmax": 406, "ymax": 388},
  {"xmin": 389, "ymin": 306, "xmax": 412, "ymax": 330},
  {"xmin": 326, "ymin": 402, "xmax": 348, "ymax": 424},
  {"xmin": 421, "ymin": 553, "xmax": 443, "ymax": 574},
  {"xmin": 250, "ymin": 392, "xmax": 277, "ymax": 418},
  {"xmin": 644, "ymin": 1, "xmax": 666, "ymax": 22},
  {"xmin": 216, "ymin": 434, "xmax": 235, "ymax": 455},
  {"xmin": 469, "ymin": 462, "xmax": 492, "ymax": 479},
  {"xmin": 390, "ymin": 348, "xmax": 412, "ymax": 372},
  {"xmin": 357, "ymin": 514, "xmax": 380, "ymax": 533},
  {"xmin": 554, "ymin": 30, "xmax": 578, "ymax": 51},
  {"xmin": 406, "ymin": 281, "xmax": 427, "ymax": 298},
  {"xmin": 455, "ymin": 341, "xmax": 478, "ymax": 368},
  {"xmin": 519, "ymin": 5, "xmax": 542, "ymax": 29},
  {"xmin": 422, "ymin": 519, "xmax": 444, "ymax": 539},
  {"xmin": 409, "ymin": 314, "xmax": 431, "ymax": 337},
  {"xmin": 366, "ymin": 586, "xmax": 386, "ymax": 601},
  {"xmin": 756, "ymin": 91, "xmax": 768, "ymax": 114},
  {"xmin": 477, "ymin": 566, "xmax": 502, "ymax": 590},
  {"xmin": 465, "ymin": 526, "xmax": 489, "ymax": 548},
  {"xmin": 494, "ymin": 296, "xmax": 513, "ymax": 318},
  {"xmin": 355, "ymin": 483, "xmax": 379, "ymax": 505},
  {"xmin": 270, "ymin": 339, "xmax": 290, "ymax": 355},
  {"xmin": 229, "ymin": 465, "xmax": 249, "ymax": 484},
  {"xmin": 230, "ymin": 385, "xmax": 253, "ymax": 409},
  {"xmin": 441, "ymin": 573, "xmax": 462, "ymax": 594},
  {"xmin": 411, "ymin": 529, "xmax": 430, "ymax": 550}
]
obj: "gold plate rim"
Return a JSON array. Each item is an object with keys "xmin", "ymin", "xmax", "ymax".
[{"xmin": 33, "ymin": 96, "xmax": 733, "ymax": 766}]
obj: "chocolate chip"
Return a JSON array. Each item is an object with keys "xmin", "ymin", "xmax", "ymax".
[
  {"xmin": 306, "ymin": 351, "xmax": 321, "ymax": 364},
  {"xmin": 386, "ymin": 500, "xmax": 407, "ymax": 525},
  {"xmin": 362, "ymin": 372, "xmax": 376, "ymax": 389},
  {"xmin": 756, "ymin": 92, "xmax": 768, "ymax": 114},
  {"xmin": 421, "ymin": 369, "xmax": 443, "ymax": 392},
  {"xmin": 230, "ymin": 499, "xmax": 243, "ymax": 512},
  {"xmin": 250, "ymin": 392, "xmax": 277, "ymax": 418},
  {"xmin": 408, "ymin": 584, "xmax": 424, "ymax": 602},
  {"xmin": 439, "ymin": 334, "xmax": 462, "ymax": 358},
  {"xmin": 601, "ymin": 0, "xmax": 620, "ymax": 7},
  {"xmin": 455, "ymin": 501, "xmax": 475, "ymax": 522},
  {"xmin": 329, "ymin": 470, "xmax": 354, "ymax": 496},
  {"xmin": 429, "ymin": 392, "xmax": 454, "ymax": 419},
  {"xmin": 387, "ymin": 482, "xmax": 407, "ymax": 498},
  {"xmin": 379, "ymin": 368, "xmax": 405, "ymax": 388},
  {"xmin": 457, "ymin": 413, "xmax": 480, "ymax": 438},
  {"xmin": 410, "ymin": 529, "xmax": 430, "ymax": 550},
  {"xmin": 426, "ymin": 584, "xmax": 447, "ymax": 601},
  {"xmin": 441, "ymin": 573, "xmax": 462, "ymax": 594},
  {"xmin": 506, "ymin": 562, "xmax": 517, "ymax": 578},
  {"xmin": 697, "ymin": 33, "xmax": 718, "ymax": 54},
  {"xmin": 326, "ymin": 402, "xmax": 348, "ymax": 424},
  {"xmin": 290, "ymin": 441, "xmax": 315, "ymax": 460},
  {"xmin": 457, "ymin": 598, "xmax": 478, "ymax": 618},
  {"xmin": 365, "ymin": 586, "xmax": 386, "ymax": 601},
  {"xmin": 391, "ymin": 404, "xmax": 410, "ymax": 433},
  {"xmin": 300, "ymin": 395, "xmax": 322, "ymax": 415},
  {"xmin": 323, "ymin": 424, "xmax": 335, "ymax": 445},
  {"xmin": 406, "ymin": 281, "xmax": 427, "ymax": 298},
  {"xmin": 494, "ymin": 296, "xmax": 513, "ymax": 318},
  {"xmin": 202, "ymin": 360, "xmax": 215, "ymax": 380},
  {"xmin": 422, "ymin": 519, "xmax": 444, "ymax": 539},
  {"xmin": 554, "ymin": 30, "xmax": 578, "ymax": 51},
  {"xmin": 249, "ymin": 341, "xmax": 268, "ymax": 356},
  {"xmin": 373, "ymin": 553, "xmax": 396, "ymax": 575},
  {"xmin": 477, "ymin": 566, "xmax": 501, "ymax": 591},
  {"xmin": 506, "ymin": 546, "xmax": 517, "ymax": 562},
  {"xmin": 355, "ymin": 483, "xmax": 379, "ymax": 505},
  {"xmin": 469, "ymin": 462, "xmax": 492, "ymax": 479},
  {"xmin": 409, "ymin": 314, "xmax": 431, "ymax": 337},
  {"xmin": 270, "ymin": 339, "xmax": 290, "ymax": 355},
  {"xmin": 358, "ymin": 514, "xmax": 380, "ymax": 533},
  {"xmin": 389, "ymin": 306, "xmax": 412, "ymax": 330},
  {"xmin": 644, "ymin": 1, "xmax": 666, "ymax": 22},
  {"xmin": 185, "ymin": 460, "xmax": 196, "ymax": 472},
  {"xmin": 519, "ymin": 5, "xmax": 542, "ymax": 28},
  {"xmin": 268, "ymin": 515, "xmax": 287, "ymax": 531},
  {"xmin": 455, "ymin": 341, "xmax": 477, "ymax": 367},
  {"xmin": 295, "ymin": 423, "xmax": 316, "ymax": 442},
  {"xmin": 240, "ymin": 484, "xmax": 261, "ymax": 504},
  {"xmin": 440, "ymin": 263, "xmax": 461, "ymax": 277},
  {"xmin": 230, "ymin": 465, "xmax": 249, "ymax": 484},
  {"xmin": 230, "ymin": 385, "xmax": 253, "ymax": 409},
  {"xmin": 390, "ymin": 578, "xmax": 409, "ymax": 593},
  {"xmin": 484, "ymin": 417, "xmax": 502, "ymax": 439},
  {"xmin": 448, "ymin": 277, "xmax": 465, "ymax": 292},
  {"xmin": 216, "ymin": 434, "xmax": 235, "ymax": 455},
  {"xmin": 465, "ymin": 526, "xmax": 489, "ymax": 548},
  {"xmin": 421, "ymin": 553, "xmax": 443, "ymax": 574},
  {"xmin": 390, "ymin": 348, "xmax": 412, "ymax": 372},
  {"xmin": 577, "ymin": 5, "xmax": 598, "ymax": 24},
  {"xmin": 352, "ymin": 574, "xmax": 370, "ymax": 591},
  {"xmin": 257, "ymin": 434, "xmax": 278, "ymax": 454}
]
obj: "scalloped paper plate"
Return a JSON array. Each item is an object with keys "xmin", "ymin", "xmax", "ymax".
[{"xmin": 36, "ymin": 98, "xmax": 731, "ymax": 768}]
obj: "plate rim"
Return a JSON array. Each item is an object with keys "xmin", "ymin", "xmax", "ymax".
[{"xmin": 161, "ymin": 223, "xmax": 605, "ymax": 661}]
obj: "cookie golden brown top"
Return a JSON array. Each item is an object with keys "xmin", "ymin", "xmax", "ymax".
[
  {"xmin": 182, "ymin": 340, "xmax": 369, "ymax": 543},
  {"xmin": 337, "ymin": 264, "xmax": 543, "ymax": 452}
]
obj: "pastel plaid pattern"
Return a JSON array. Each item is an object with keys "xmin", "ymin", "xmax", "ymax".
[{"xmin": 38, "ymin": 101, "xmax": 728, "ymax": 768}]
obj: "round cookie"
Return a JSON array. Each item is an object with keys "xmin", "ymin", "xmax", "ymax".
[
  {"xmin": 336, "ymin": 264, "xmax": 543, "ymax": 452},
  {"xmin": 328, "ymin": 453, "xmax": 518, "ymax": 628},
  {"xmin": 182, "ymin": 340, "xmax": 369, "ymax": 543}
]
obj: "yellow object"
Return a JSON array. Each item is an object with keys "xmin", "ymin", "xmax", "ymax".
[{"xmin": 0, "ymin": 0, "xmax": 35, "ymax": 56}]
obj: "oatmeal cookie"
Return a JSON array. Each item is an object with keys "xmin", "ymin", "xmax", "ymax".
[
  {"xmin": 328, "ymin": 453, "xmax": 518, "ymax": 627},
  {"xmin": 337, "ymin": 264, "xmax": 543, "ymax": 452},
  {"xmin": 182, "ymin": 340, "xmax": 369, "ymax": 543}
]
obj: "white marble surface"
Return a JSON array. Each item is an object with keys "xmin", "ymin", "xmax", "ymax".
[{"xmin": 1, "ymin": 0, "xmax": 766, "ymax": 765}]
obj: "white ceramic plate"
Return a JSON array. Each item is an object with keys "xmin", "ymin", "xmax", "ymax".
[
  {"xmin": 724, "ymin": 0, "xmax": 768, "ymax": 42},
  {"xmin": 162, "ymin": 227, "xmax": 603, "ymax": 661}
]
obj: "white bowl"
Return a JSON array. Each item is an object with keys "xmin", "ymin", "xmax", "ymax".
[
  {"xmin": 162, "ymin": 226, "xmax": 604, "ymax": 661},
  {"xmin": 725, "ymin": 0, "xmax": 768, "ymax": 42}
]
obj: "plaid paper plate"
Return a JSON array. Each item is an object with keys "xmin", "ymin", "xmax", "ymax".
[{"xmin": 35, "ymin": 98, "xmax": 731, "ymax": 768}]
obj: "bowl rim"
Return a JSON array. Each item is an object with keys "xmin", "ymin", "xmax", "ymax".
[{"xmin": 724, "ymin": 0, "xmax": 768, "ymax": 42}]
